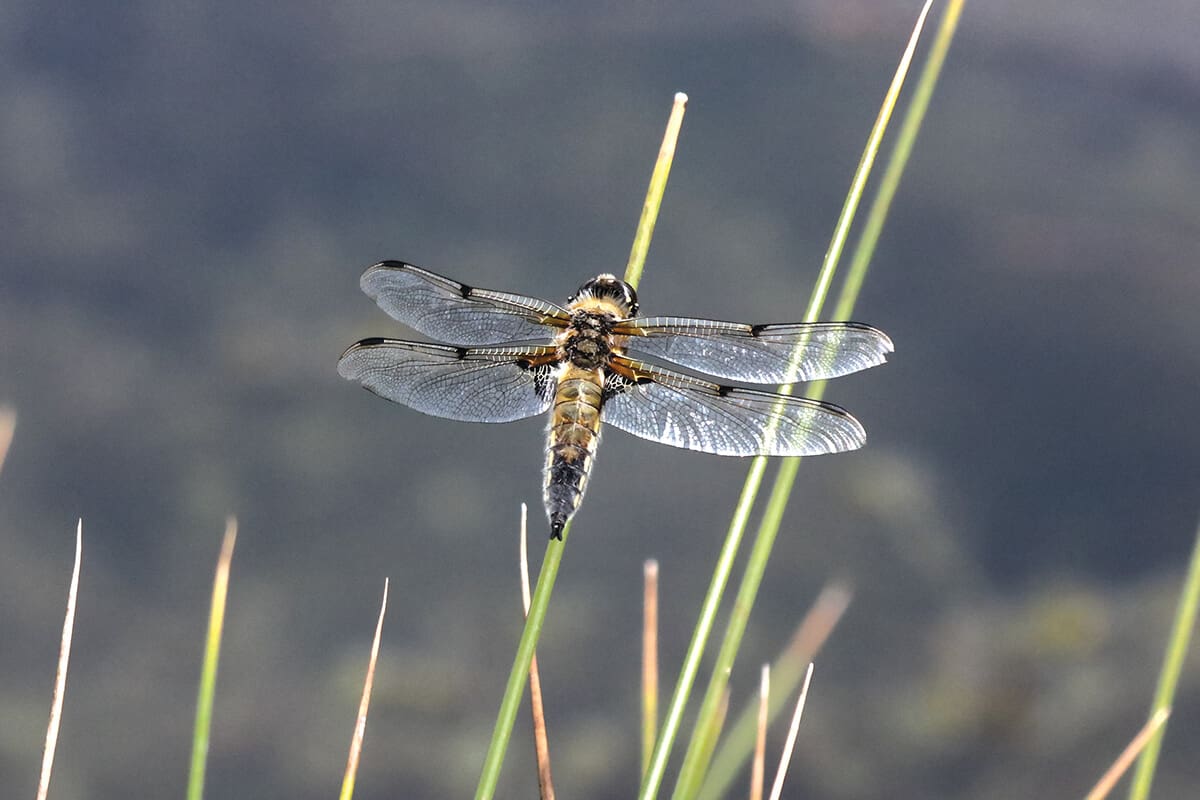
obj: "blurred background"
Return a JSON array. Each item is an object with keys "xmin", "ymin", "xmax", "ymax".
[{"xmin": 2, "ymin": 1, "xmax": 1198, "ymax": 797}]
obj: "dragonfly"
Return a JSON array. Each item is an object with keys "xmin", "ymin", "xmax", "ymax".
[{"xmin": 338, "ymin": 261, "xmax": 893, "ymax": 539}]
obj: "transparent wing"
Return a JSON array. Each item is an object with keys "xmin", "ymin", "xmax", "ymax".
[
  {"xmin": 616, "ymin": 317, "xmax": 893, "ymax": 384},
  {"xmin": 359, "ymin": 261, "xmax": 570, "ymax": 346},
  {"xmin": 338, "ymin": 338, "xmax": 558, "ymax": 422},
  {"xmin": 601, "ymin": 356, "xmax": 866, "ymax": 456}
]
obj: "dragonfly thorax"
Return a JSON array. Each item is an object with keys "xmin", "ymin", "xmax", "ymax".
[{"xmin": 561, "ymin": 311, "xmax": 617, "ymax": 370}]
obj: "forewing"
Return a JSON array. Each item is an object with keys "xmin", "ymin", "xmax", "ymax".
[
  {"xmin": 616, "ymin": 317, "xmax": 893, "ymax": 383},
  {"xmin": 601, "ymin": 356, "xmax": 866, "ymax": 456},
  {"xmin": 359, "ymin": 261, "xmax": 570, "ymax": 345},
  {"xmin": 338, "ymin": 339, "xmax": 557, "ymax": 422}
]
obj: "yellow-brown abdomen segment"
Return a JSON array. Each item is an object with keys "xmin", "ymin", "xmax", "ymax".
[{"xmin": 544, "ymin": 365, "xmax": 604, "ymax": 539}]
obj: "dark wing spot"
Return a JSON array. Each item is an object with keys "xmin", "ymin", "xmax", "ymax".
[
  {"xmin": 750, "ymin": 324, "xmax": 766, "ymax": 337},
  {"xmin": 717, "ymin": 384, "xmax": 734, "ymax": 397},
  {"xmin": 356, "ymin": 337, "xmax": 389, "ymax": 347},
  {"xmin": 455, "ymin": 347, "xmax": 469, "ymax": 360}
]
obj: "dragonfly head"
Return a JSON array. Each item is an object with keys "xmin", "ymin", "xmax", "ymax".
[{"xmin": 570, "ymin": 274, "xmax": 639, "ymax": 318}]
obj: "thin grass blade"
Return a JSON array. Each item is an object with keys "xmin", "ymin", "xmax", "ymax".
[
  {"xmin": 1087, "ymin": 709, "xmax": 1170, "ymax": 800},
  {"xmin": 0, "ymin": 406, "xmax": 14, "ymax": 478},
  {"xmin": 187, "ymin": 517, "xmax": 237, "ymax": 800},
  {"xmin": 339, "ymin": 578, "xmax": 390, "ymax": 800},
  {"xmin": 475, "ymin": 92, "xmax": 686, "ymax": 800},
  {"xmin": 639, "ymin": 457, "xmax": 768, "ymax": 800},
  {"xmin": 36, "ymin": 520, "xmax": 81, "ymax": 800},
  {"xmin": 698, "ymin": 583, "xmax": 851, "ymax": 800},
  {"xmin": 749, "ymin": 665, "xmax": 769, "ymax": 800},
  {"xmin": 1129, "ymin": 516, "xmax": 1200, "ymax": 800},
  {"xmin": 766, "ymin": 664, "xmax": 814, "ymax": 800},
  {"xmin": 520, "ymin": 505, "xmax": 557, "ymax": 800},
  {"xmin": 838, "ymin": 0, "xmax": 966, "ymax": 316},
  {"xmin": 684, "ymin": 686, "xmax": 730, "ymax": 792},
  {"xmin": 643, "ymin": 559, "xmax": 660, "ymax": 779},
  {"xmin": 669, "ymin": 4, "xmax": 939, "ymax": 796},
  {"xmin": 625, "ymin": 92, "xmax": 688, "ymax": 290}
]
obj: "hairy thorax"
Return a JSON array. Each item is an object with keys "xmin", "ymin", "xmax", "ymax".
[{"xmin": 559, "ymin": 310, "xmax": 618, "ymax": 371}]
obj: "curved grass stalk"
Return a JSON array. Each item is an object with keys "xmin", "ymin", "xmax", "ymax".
[
  {"xmin": 1087, "ymin": 709, "xmax": 1169, "ymax": 800},
  {"xmin": 626, "ymin": 93, "xmax": 688, "ymax": 291},
  {"xmin": 700, "ymin": 8, "xmax": 966, "ymax": 797},
  {"xmin": 520, "ymin": 505, "xmax": 558, "ymax": 800},
  {"xmin": 638, "ymin": 458, "xmax": 770, "ymax": 800},
  {"xmin": 642, "ymin": 559, "xmax": 661, "ymax": 779},
  {"xmin": 661, "ymin": 2, "xmax": 955, "ymax": 797},
  {"xmin": 338, "ymin": 579, "xmax": 390, "ymax": 800},
  {"xmin": 187, "ymin": 518, "xmax": 238, "ymax": 800},
  {"xmin": 1128, "ymin": 517, "xmax": 1200, "ymax": 800},
  {"xmin": 0, "ymin": 407, "xmax": 15, "ymax": 477},
  {"xmin": 698, "ymin": 585, "xmax": 850, "ymax": 800},
  {"xmin": 766, "ymin": 663, "xmax": 815, "ymax": 800},
  {"xmin": 37, "ymin": 521, "xmax": 81, "ymax": 800},
  {"xmin": 474, "ymin": 93, "xmax": 688, "ymax": 800}
]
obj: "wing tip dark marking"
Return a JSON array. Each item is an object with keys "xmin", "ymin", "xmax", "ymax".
[
  {"xmin": 808, "ymin": 397, "xmax": 866, "ymax": 438},
  {"xmin": 339, "ymin": 337, "xmax": 447, "ymax": 365},
  {"xmin": 741, "ymin": 320, "xmax": 896, "ymax": 362},
  {"xmin": 337, "ymin": 337, "xmax": 387, "ymax": 363},
  {"xmin": 816, "ymin": 396, "xmax": 853, "ymax": 416},
  {"xmin": 361, "ymin": 260, "xmax": 406, "ymax": 283},
  {"xmin": 337, "ymin": 340, "xmax": 370, "ymax": 379},
  {"xmin": 359, "ymin": 261, "xmax": 402, "ymax": 299},
  {"xmin": 843, "ymin": 321, "xmax": 896, "ymax": 355}
]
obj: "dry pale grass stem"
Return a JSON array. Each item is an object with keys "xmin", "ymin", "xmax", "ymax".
[
  {"xmin": 642, "ymin": 558, "xmax": 659, "ymax": 777},
  {"xmin": 339, "ymin": 579, "xmax": 390, "ymax": 800},
  {"xmin": 1085, "ymin": 709, "xmax": 1171, "ymax": 800},
  {"xmin": 767, "ymin": 663, "xmax": 814, "ymax": 800},
  {"xmin": 0, "ymin": 406, "xmax": 16, "ymax": 477},
  {"xmin": 37, "ymin": 520, "xmax": 82, "ymax": 800},
  {"xmin": 520, "ymin": 504, "xmax": 556, "ymax": 800},
  {"xmin": 750, "ymin": 665, "xmax": 769, "ymax": 800}
]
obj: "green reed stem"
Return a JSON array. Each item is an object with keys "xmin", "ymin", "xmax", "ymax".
[
  {"xmin": 1128, "ymin": 516, "xmax": 1200, "ymax": 800},
  {"xmin": 474, "ymin": 531, "xmax": 568, "ymax": 800},
  {"xmin": 187, "ymin": 518, "xmax": 237, "ymax": 800},
  {"xmin": 638, "ymin": 459, "xmax": 771, "ymax": 800},
  {"xmin": 678, "ymin": 1, "xmax": 964, "ymax": 796},
  {"xmin": 626, "ymin": 93, "xmax": 688, "ymax": 290},
  {"xmin": 474, "ymin": 93, "xmax": 689, "ymax": 800}
]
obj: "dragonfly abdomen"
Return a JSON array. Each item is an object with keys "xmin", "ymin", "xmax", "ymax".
[{"xmin": 544, "ymin": 369, "xmax": 604, "ymax": 539}]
